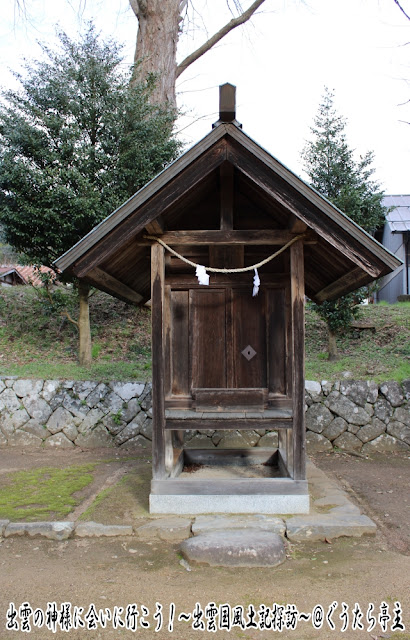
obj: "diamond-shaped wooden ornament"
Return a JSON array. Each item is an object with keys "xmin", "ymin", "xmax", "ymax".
[{"xmin": 241, "ymin": 345, "xmax": 257, "ymax": 361}]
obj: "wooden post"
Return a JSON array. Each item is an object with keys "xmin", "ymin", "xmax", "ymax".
[
  {"xmin": 151, "ymin": 242, "xmax": 169, "ymax": 479},
  {"xmin": 278, "ymin": 428, "xmax": 293, "ymax": 478},
  {"xmin": 220, "ymin": 163, "xmax": 234, "ymax": 230},
  {"xmin": 290, "ymin": 239, "xmax": 306, "ymax": 480}
]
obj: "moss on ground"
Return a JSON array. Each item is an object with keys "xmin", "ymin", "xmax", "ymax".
[
  {"xmin": 0, "ymin": 464, "xmax": 96, "ymax": 521},
  {"xmin": 79, "ymin": 466, "xmax": 152, "ymax": 523}
]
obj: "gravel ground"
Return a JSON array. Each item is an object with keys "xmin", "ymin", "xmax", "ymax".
[{"xmin": 0, "ymin": 447, "xmax": 408, "ymax": 640}]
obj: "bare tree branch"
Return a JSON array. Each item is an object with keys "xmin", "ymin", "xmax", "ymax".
[
  {"xmin": 176, "ymin": 0, "xmax": 266, "ymax": 78},
  {"xmin": 15, "ymin": 0, "xmax": 27, "ymax": 16},
  {"xmin": 61, "ymin": 309, "xmax": 79, "ymax": 329},
  {"xmin": 393, "ymin": 0, "xmax": 410, "ymax": 20},
  {"xmin": 129, "ymin": 0, "xmax": 148, "ymax": 19}
]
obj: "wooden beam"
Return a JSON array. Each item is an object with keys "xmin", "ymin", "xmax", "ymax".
[
  {"xmin": 193, "ymin": 387, "xmax": 267, "ymax": 408},
  {"xmin": 151, "ymin": 243, "xmax": 172, "ymax": 480},
  {"xmin": 288, "ymin": 213, "xmax": 308, "ymax": 233},
  {"xmin": 227, "ymin": 143, "xmax": 383, "ymax": 279},
  {"xmin": 314, "ymin": 267, "xmax": 370, "ymax": 303},
  {"xmin": 290, "ymin": 239, "xmax": 306, "ymax": 481},
  {"xmin": 87, "ymin": 268, "xmax": 143, "ymax": 304},
  {"xmin": 73, "ymin": 141, "xmax": 228, "ymax": 278},
  {"xmin": 220, "ymin": 163, "xmax": 234, "ymax": 230},
  {"xmin": 145, "ymin": 216, "xmax": 165, "ymax": 235},
  {"xmin": 165, "ymin": 419, "xmax": 292, "ymax": 430},
  {"xmin": 55, "ymin": 124, "xmax": 230, "ymax": 273},
  {"xmin": 224, "ymin": 124, "xmax": 400, "ymax": 273},
  {"xmin": 138, "ymin": 230, "xmax": 316, "ymax": 246},
  {"xmin": 166, "ymin": 273, "xmax": 288, "ymax": 287},
  {"xmin": 278, "ymin": 430, "xmax": 293, "ymax": 477}
]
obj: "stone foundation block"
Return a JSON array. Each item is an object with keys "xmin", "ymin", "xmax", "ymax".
[
  {"xmin": 136, "ymin": 517, "xmax": 192, "ymax": 542},
  {"xmin": 180, "ymin": 530, "xmax": 286, "ymax": 567}
]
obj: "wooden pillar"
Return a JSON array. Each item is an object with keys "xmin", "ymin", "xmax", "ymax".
[
  {"xmin": 210, "ymin": 163, "xmax": 243, "ymax": 268},
  {"xmin": 290, "ymin": 239, "xmax": 306, "ymax": 480},
  {"xmin": 220, "ymin": 163, "xmax": 234, "ymax": 230},
  {"xmin": 151, "ymin": 243, "xmax": 172, "ymax": 479},
  {"xmin": 278, "ymin": 428, "xmax": 293, "ymax": 478}
]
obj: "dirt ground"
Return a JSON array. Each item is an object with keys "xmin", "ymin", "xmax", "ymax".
[
  {"xmin": 0, "ymin": 447, "xmax": 409, "ymax": 640},
  {"xmin": 311, "ymin": 451, "xmax": 410, "ymax": 555}
]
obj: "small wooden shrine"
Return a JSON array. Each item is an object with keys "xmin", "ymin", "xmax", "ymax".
[{"xmin": 56, "ymin": 84, "xmax": 400, "ymax": 514}]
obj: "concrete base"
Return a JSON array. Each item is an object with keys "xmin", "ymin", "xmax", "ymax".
[
  {"xmin": 150, "ymin": 448, "xmax": 309, "ymax": 515},
  {"xmin": 150, "ymin": 486, "xmax": 309, "ymax": 515}
]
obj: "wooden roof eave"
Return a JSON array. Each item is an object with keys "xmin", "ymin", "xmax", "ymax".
[
  {"xmin": 225, "ymin": 125, "xmax": 401, "ymax": 274},
  {"xmin": 54, "ymin": 124, "xmax": 230, "ymax": 274},
  {"xmin": 308, "ymin": 267, "xmax": 376, "ymax": 303},
  {"xmin": 83, "ymin": 267, "xmax": 147, "ymax": 306},
  {"xmin": 63, "ymin": 141, "xmax": 229, "ymax": 280},
  {"xmin": 54, "ymin": 121, "xmax": 401, "ymax": 299}
]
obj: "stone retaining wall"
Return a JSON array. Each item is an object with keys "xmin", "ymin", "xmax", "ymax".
[
  {"xmin": 0, "ymin": 378, "xmax": 153, "ymax": 449},
  {"xmin": 0, "ymin": 377, "xmax": 409, "ymax": 452},
  {"xmin": 304, "ymin": 379, "xmax": 409, "ymax": 453}
]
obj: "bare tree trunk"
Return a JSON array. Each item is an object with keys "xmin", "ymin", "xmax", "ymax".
[
  {"xmin": 78, "ymin": 280, "xmax": 92, "ymax": 367},
  {"xmin": 328, "ymin": 328, "xmax": 339, "ymax": 361},
  {"xmin": 130, "ymin": 0, "xmax": 181, "ymax": 107},
  {"xmin": 393, "ymin": 0, "xmax": 410, "ymax": 21},
  {"xmin": 129, "ymin": 0, "xmax": 267, "ymax": 108}
]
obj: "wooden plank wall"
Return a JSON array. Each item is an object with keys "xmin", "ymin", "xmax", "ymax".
[
  {"xmin": 189, "ymin": 289, "xmax": 227, "ymax": 388},
  {"xmin": 170, "ymin": 290, "xmax": 189, "ymax": 396}
]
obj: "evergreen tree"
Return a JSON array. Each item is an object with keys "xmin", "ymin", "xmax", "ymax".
[
  {"xmin": 301, "ymin": 88, "xmax": 386, "ymax": 359},
  {"xmin": 0, "ymin": 25, "xmax": 180, "ymax": 365}
]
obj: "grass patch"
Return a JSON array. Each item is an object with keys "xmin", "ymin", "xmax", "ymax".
[
  {"xmin": 0, "ymin": 360, "xmax": 151, "ymax": 382},
  {"xmin": 0, "ymin": 287, "xmax": 409, "ymax": 382},
  {"xmin": 0, "ymin": 464, "xmax": 96, "ymax": 521},
  {"xmin": 305, "ymin": 303, "xmax": 410, "ymax": 382},
  {"xmin": 0, "ymin": 287, "xmax": 152, "ymax": 381}
]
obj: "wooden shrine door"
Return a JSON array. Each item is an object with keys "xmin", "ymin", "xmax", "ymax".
[{"xmin": 166, "ymin": 283, "xmax": 289, "ymax": 410}]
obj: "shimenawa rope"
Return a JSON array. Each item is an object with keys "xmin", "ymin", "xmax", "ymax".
[{"xmin": 143, "ymin": 234, "xmax": 304, "ymax": 274}]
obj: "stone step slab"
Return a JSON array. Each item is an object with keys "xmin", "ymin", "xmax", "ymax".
[
  {"xmin": 74, "ymin": 522, "xmax": 133, "ymax": 537},
  {"xmin": 0, "ymin": 520, "xmax": 10, "ymax": 536},
  {"xmin": 286, "ymin": 514, "xmax": 377, "ymax": 542},
  {"xmin": 180, "ymin": 530, "xmax": 286, "ymax": 567},
  {"xmin": 4, "ymin": 521, "xmax": 74, "ymax": 541},
  {"xmin": 135, "ymin": 517, "xmax": 192, "ymax": 542},
  {"xmin": 192, "ymin": 515, "xmax": 285, "ymax": 536}
]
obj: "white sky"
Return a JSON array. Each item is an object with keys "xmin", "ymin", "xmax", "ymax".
[{"xmin": 1, "ymin": 0, "xmax": 409, "ymax": 194}]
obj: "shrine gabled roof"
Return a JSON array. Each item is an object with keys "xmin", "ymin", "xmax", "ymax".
[{"xmin": 55, "ymin": 121, "xmax": 401, "ymax": 305}]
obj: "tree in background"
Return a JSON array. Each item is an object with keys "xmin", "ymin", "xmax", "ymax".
[
  {"xmin": 129, "ymin": 0, "xmax": 267, "ymax": 106},
  {"xmin": 0, "ymin": 225, "xmax": 21, "ymax": 264},
  {"xmin": 13, "ymin": 1, "xmax": 268, "ymax": 108},
  {"xmin": 0, "ymin": 24, "xmax": 180, "ymax": 366},
  {"xmin": 301, "ymin": 88, "xmax": 386, "ymax": 360}
]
